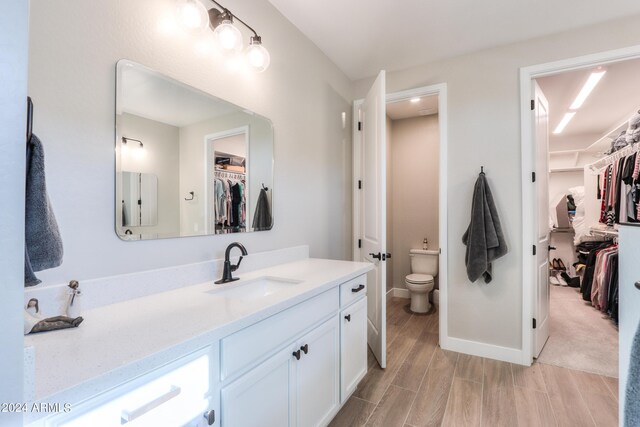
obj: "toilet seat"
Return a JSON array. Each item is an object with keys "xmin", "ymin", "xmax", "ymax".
[{"xmin": 405, "ymin": 273, "xmax": 434, "ymax": 284}]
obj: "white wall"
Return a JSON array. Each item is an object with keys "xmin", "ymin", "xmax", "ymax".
[
  {"xmin": 389, "ymin": 115, "xmax": 440, "ymax": 290},
  {"xmin": 354, "ymin": 15, "xmax": 640, "ymax": 351},
  {"xmin": 0, "ymin": 0, "xmax": 28, "ymax": 423},
  {"xmin": 28, "ymin": 0, "xmax": 353, "ymax": 286},
  {"xmin": 117, "ymin": 113, "xmax": 180, "ymax": 236}
]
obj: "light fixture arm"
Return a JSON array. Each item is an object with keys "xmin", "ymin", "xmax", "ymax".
[{"xmin": 208, "ymin": 0, "xmax": 259, "ymax": 38}]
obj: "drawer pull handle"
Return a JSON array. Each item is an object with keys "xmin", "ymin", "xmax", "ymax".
[
  {"xmin": 121, "ymin": 385, "xmax": 181, "ymax": 424},
  {"xmin": 293, "ymin": 349, "xmax": 301, "ymax": 360},
  {"xmin": 300, "ymin": 344, "xmax": 309, "ymax": 354},
  {"xmin": 352, "ymin": 285, "xmax": 365, "ymax": 293},
  {"xmin": 345, "ymin": 314, "xmax": 351, "ymax": 322}
]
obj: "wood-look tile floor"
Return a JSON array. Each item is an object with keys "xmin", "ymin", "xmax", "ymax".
[{"xmin": 330, "ymin": 298, "xmax": 619, "ymax": 427}]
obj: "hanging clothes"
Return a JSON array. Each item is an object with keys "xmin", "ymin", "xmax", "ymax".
[{"xmin": 213, "ymin": 171, "xmax": 246, "ymax": 230}]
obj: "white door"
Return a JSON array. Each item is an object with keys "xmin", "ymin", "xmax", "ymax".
[
  {"xmin": 533, "ymin": 81, "xmax": 551, "ymax": 358},
  {"xmin": 295, "ymin": 317, "xmax": 340, "ymax": 427},
  {"xmin": 340, "ymin": 297, "xmax": 368, "ymax": 402},
  {"xmin": 221, "ymin": 346, "xmax": 294, "ymax": 427},
  {"xmin": 357, "ymin": 70, "xmax": 387, "ymax": 368}
]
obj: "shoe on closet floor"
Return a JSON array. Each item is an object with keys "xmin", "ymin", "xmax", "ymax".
[
  {"xmin": 550, "ymin": 275, "xmax": 560, "ymax": 286},
  {"xmin": 555, "ymin": 272, "xmax": 568, "ymax": 286},
  {"xmin": 557, "ymin": 258, "xmax": 567, "ymax": 271}
]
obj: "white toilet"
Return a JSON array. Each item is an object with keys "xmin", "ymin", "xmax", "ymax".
[{"xmin": 405, "ymin": 249, "xmax": 439, "ymax": 313}]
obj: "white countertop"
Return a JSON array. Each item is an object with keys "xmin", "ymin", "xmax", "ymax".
[{"xmin": 24, "ymin": 258, "xmax": 372, "ymax": 411}]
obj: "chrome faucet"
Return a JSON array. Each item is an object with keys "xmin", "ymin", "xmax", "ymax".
[{"xmin": 215, "ymin": 242, "xmax": 248, "ymax": 284}]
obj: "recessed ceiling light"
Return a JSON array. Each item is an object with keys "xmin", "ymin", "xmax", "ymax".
[
  {"xmin": 569, "ymin": 69, "xmax": 606, "ymax": 110},
  {"xmin": 410, "ymin": 97, "xmax": 420, "ymax": 103},
  {"xmin": 553, "ymin": 112, "xmax": 576, "ymax": 134}
]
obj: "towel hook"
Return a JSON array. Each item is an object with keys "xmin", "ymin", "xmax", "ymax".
[
  {"xmin": 480, "ymin": 166, "xmax": 484, "ymax": 174},
  {"xmin": 26, "ymin": 96, "xmax": 33, "ymax": 145},
  {"xmin": 262, "ymin": 183, "xmax": 269, "ymax": 191}
]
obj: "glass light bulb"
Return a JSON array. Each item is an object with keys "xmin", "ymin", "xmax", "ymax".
[
  {"xmin": 246, "ymin": 43, "xmax": 270, "ymax": 72},
  {"xmin": 214, "ymin": 21, "xmax": 243, "ymax": 55},
  {"xmin": 176, "ymin": 0, "xmax": 209, "ymax": 32}
]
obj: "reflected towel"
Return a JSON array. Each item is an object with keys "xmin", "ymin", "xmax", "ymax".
[
  {"xmin": 252, "ymin": 188, "xmax": 272, "ymax": 231},
  {"xmin": 625, "ymin": 319, "xmax": 640, "ymax": 426},
  {"xmin": 25, "ymin": 134, "xmax": 63, "ymax": 287},
  {"xmin": 462, "ymin": 173, "xmax": 507, "ymax": 283}
]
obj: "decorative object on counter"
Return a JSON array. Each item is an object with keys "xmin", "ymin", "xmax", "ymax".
[
  {"xmin": 25, "ymin": 97, "xmax": 64, "ymax": 287},
  {"xmin": 175, "ymin": 0, "xmax": 270, "ymax": 72},
  {"xmin": 23, "ymin": 298, "xmax": 83, "ymax": 335},
  {"xmin": 252, "ymin": 185, "xmax": 272, "ymax": 231},
  {"xmin": 65, "ymin": 280, "xmax": 82, "ymax": 318},
  {"xmin": 215, "ymin": 242, "xmax": 248, "ymax": 284},
  {"xmin": 462, "ymin": 168, "xmax": 508, "ymax": 283}
]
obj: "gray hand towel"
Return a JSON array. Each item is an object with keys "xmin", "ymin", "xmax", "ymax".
[
  {"xmin": 252, "ymin": 188, "xmax": 272, "ymax": 231},
  {"xmin": 25, "ymin": 134, "xmax": 63, "ymax": 287},
  {"xmin": 462, "ymin": 173, "xmax": 507, "ymax": 283},
  {"xmin": 625, "ymin": 319, "xmax": 640, "ymax": 426}
]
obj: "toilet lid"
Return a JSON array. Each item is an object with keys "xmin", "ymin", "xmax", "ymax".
[{"xmin": 406, "ymin": 274, "xmax": 434, "ymax": 284}]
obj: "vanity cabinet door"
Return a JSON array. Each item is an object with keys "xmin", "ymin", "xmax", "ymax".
[
  {"xmin": 340, "ymin": 297, "xmax": 368, "ymax": 403},
  {"xmin": 295, "ymin": 317, "xmax": 340, "ymax": 427},
  {"xmin": 220, "ymin": 345, "xmax": 295, "ymax": 427}
]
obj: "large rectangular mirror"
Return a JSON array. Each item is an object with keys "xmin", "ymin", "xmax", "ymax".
[{"xmin": 115, "ymin": 60, "xmax": 273, "ymax": 240}]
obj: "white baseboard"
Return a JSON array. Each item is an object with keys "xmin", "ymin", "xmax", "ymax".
[
  {"xmin": 392, "ymin": 288, "xmax": 410, "ymax": 298},
  {"xmin": 442, "ymin": 336, "xmax": 524, "ymax": 365}
]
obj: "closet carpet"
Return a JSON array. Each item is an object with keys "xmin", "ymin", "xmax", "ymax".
[
  {"xmin": 330, "ymin": 297, "xmax": 619, "ymax": 427},
  {"xmin": 536, "ymin": 285, "xmax": 618, "ymax": 378}
]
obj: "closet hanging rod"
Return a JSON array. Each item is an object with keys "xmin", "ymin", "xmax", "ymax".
[
  {"xmin": 26, "ymin": 96, "xmax": 33, "ymax": 145},
  {"xmin": 588, "ymin": 142, "xmax": 639, "ymax": 172}
]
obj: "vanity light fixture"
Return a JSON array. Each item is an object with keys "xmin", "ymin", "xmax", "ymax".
[
  {"xmin": 122, "ymin": 137, "xmax": 143, "ymax": 149},
  {"xmin": 176, "ymin": 0, "xmax": 271, "ymax": 72},
  {"xmin": 122, "ymin": 137, "xmax": 145, "ymax": 158},
  {"xmin": 176, "ymin": 0, "xmax": 210, "ymax": 32}
]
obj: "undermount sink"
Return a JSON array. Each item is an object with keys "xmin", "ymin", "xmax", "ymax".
[{"xmin": 207, "ymin": 276, "xmax": 303, "ymax": 300}]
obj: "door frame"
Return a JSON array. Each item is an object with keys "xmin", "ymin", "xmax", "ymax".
[
  {"xmin": 519, "ymin": 44, "xmax": 640, "ymax": 365},
  {"xmin": 353, "ymin": 83, "xmax": 449, "ymax": 348}
]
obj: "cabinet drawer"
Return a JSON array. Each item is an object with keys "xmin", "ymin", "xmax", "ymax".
[
  {"xmin": 340, "ymin": 275, "xmax": 367, "ymax": 308},
  {"xmin": 50, "ymin": 348, "xmax": 216, "ymax": 427},
  {"xmin": 221, "ymin": 287, "xmax": 339, "ymax": 381}
]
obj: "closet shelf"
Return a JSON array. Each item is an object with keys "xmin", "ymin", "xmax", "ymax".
[{"xmin": 550, "ymin": 167, "xmax": 584, "ymax": 173}]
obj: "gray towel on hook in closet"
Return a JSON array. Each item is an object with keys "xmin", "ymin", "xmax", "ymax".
[
  {"xmin": 462, "ymin": 172, "xmax": 507, "ymax": 283},
  {"xmin": 25, "ymin": 134, "xmax": 63, "ymax": 287},
  {"xmin": 625, "ymin": 319, "xmax": 640, "ymax": 426}
]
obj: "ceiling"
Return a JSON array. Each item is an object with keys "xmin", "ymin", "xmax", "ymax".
[
  {"xmin": 118, "ymin": 64, "xmax": 238, "ymax": 127},
  {"xmin": 536, "ymin": 58, "xmax": 640, "ymax": 151},
  {"xmin": 267, "ymin": 0, "xmax": 640, "ymax": 80},
  {"xmin": 387, "ymin": 95, "xmax": 438, "ymax": 120}
]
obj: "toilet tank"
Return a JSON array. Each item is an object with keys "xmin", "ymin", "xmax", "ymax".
[{"xmin": 409, "ymin": 249, "xmax": 439, "ymax": 276}]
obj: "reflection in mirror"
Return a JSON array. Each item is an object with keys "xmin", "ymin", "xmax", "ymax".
[
  {"xmin": 121, "ymin": 172, "xmax": 158, "ymax": 227},
  {"xmin": 115, "ymin": 60, "xmax": 273, "ymax": 240}
]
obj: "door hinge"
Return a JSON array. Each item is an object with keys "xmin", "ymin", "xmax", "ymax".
[
  {"xmin": 138, "ymin": 199, "xmax": 142, "ymax": 206},
  {"xmin": 532, "ymin": 318, "xmax": 537, "ymax": 329},
  {"xmin": 358, "ymin": 180, "xmax": 362, "ymax": 189},
  {"xmin": 358, "ymin": 239, "xmax": 362, "ymax": 249},
  {"xmin": 532, "ymin": 172, "xmax": 536, "ymax": 183},
  {"xmin": 358, "ymin": 121, "xmax": 362, "ymax": 131},
  {"xmin": 531, "ymin": 99, "xmax": 535, "ymax": 110},
  {"xmin": 532, "ymin": 245, "xmax": 537, "ymax": 256}
]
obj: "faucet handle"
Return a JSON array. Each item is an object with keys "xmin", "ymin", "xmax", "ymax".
[{"xmin": 230, "ymin": 256, "xmax": 244, "ymax": 272}]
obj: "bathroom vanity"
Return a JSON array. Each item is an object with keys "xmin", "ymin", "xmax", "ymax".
[{"xmin": 24, "ymin": 257, "xmax": 371, "ymax": 426}]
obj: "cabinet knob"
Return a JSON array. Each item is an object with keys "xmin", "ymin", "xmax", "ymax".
[
  {"xmin": 300, "ymin": 344, "xmax": 309, "ymax": 354},
  {"xmin": 635, "ymin": 281, "xmax": 640, "ymax": 291},
  {"xmin": 351, "ymin": 284, "xmax": 365, "ymax": 293},
  {"xmin": 203, "ymin": 410, "xmax": 215, "ymax": 426},
  {"xmin": 344, "ymin": 314, "xmax": 351, "ymax": 322},
  {"xmin": 292, "ymin": 349, "xmax": 301, "ymax": 360}
]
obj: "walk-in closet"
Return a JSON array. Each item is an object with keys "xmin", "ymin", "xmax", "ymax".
[{"xmin": 533, "ymin": 58, "xmax": 640, "ymax": 379}]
